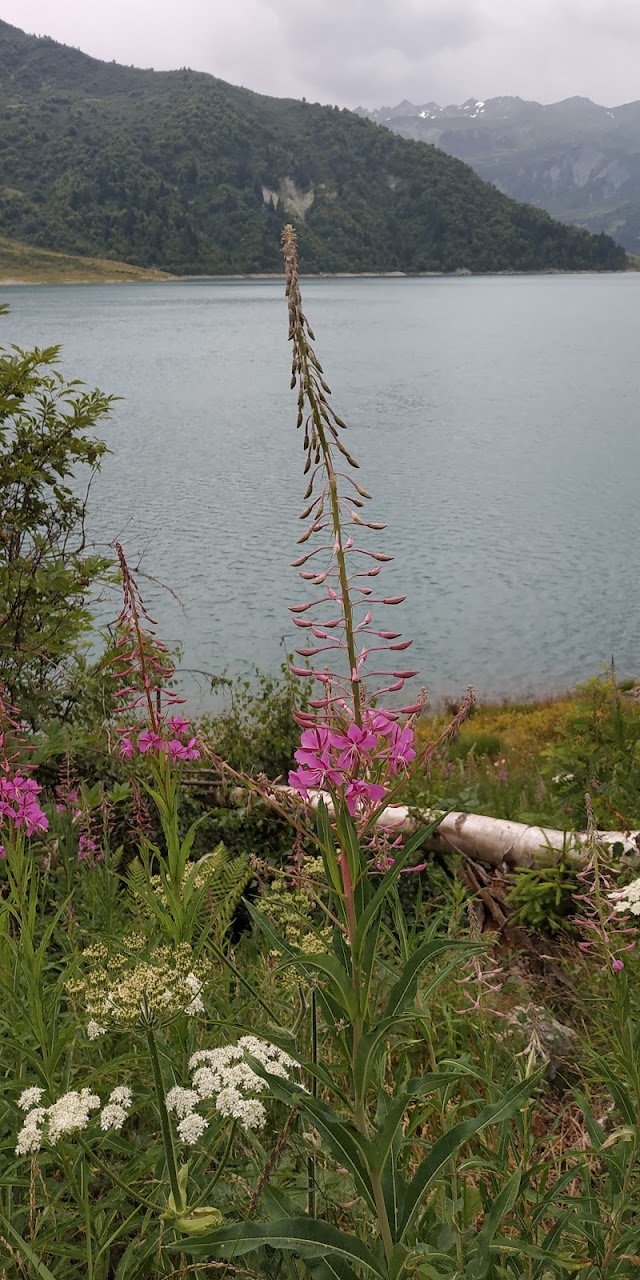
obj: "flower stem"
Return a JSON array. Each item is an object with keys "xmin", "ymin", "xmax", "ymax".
[
  {"xmin": 146, "ymin": 1026, "xmax": 184, "ymax": 1214},
  {"xmin": 318, "ymin": 426, "xmax": 362, "ymax": 726},
  {"xmin": 307, "ymin": 988, "xmax": 318, "ymax": 1219}
]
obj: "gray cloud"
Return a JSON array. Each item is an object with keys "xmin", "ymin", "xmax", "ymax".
[{"xmin": 4, "ymin": 0, "xmax": 640, "ymax": 108}]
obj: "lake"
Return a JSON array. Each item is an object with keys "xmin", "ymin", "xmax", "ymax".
[{"xmin": 3, "ymin": 273, "xmax": 640, "ymax": 707}]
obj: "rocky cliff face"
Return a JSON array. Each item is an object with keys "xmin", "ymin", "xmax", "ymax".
[{"xmin": 357, "ymin": 96, "xmax": 640, "ymax": 252}]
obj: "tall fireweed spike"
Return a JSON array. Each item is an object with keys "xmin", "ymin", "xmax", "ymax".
[
  {"xmin": 112, "ymin": 545, "xmax": 200, "ymax": 764},
  {"xmin": 282, "ymin": 224, "xmax": 425, "ymax": 823}
]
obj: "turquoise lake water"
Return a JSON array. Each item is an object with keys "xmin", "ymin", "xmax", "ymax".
[{"xmin": 4, "ymin": 273, "xmax": 640, "ymax": 705}]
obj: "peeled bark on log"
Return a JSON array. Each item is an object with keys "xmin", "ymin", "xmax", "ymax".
[
  {"xmin": 274, "ymin": 789, "xmax": 640, "ymax": 869},
  {"xmin": 371, "ymin": 805, "xmax": 640, "ymax": 868},
  {"xmin": 186, "ymin": 773, "xmax": 640, "ymax": 869}
]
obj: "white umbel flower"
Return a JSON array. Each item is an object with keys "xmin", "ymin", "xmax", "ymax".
[
  {"xmin": 47, "ymin": 1089, "xmax": 101, "ymax": 1143},
  {"xmin": 177, "ymin": 1112, "xmax": 209, "ymax": 1145},
  {"xmin": 100, "ymin": 1104, "xmax": 128, "ymax": 1132},
  {"xmin": 610, "ymin": 876, "xmax": 640, "ymax": 915},
  {"xmin": 15, "ymin": 1084, "xmax": 131, "ymax": 1155},
  {"xmin": 165, "ymin": 1086, "xmax": 200, "ymax": 1119},
  {"xmin": 15, "ymin": 1108, "xmax": 46, "ymax": 1155},
  {"xmin": 180, "ymin": 1036, "xmax": 296, "ymax": 1135},
  {"xmin": 215, "ymin": 1089, "xmax": 266, "ymax": 1130},
  {"xmin": 87, "ymin": 1020, "xmax": 106, "ymax": 1040},
  {"xmin": 18, "ymin": 1087, "xmax": 44, "ymax": 1111},
  {"xmin": 99, "ymin": 1086, "xmax": 133, "ymax": 1131},
  {"xmin": 108, "ymin": 1086, "xmax": 133, "ymax": 1108}
]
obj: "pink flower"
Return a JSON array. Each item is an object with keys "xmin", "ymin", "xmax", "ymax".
[
  {"xmin": 167, "ymin": 715, "xmax": 191, "ymax": 735},
  {"xmin": 23, "ymin": 806, "xmax": 49, "ymax": 837},
  {"xmin": 299, "ymin": 726, "xmax": 332, "ymax": 754},
  {"xmin": 78, "ymin": 834, "xmax": 98, "ymax": 862},
  {"xmin": 366, "ymin": 711, "xmax": 396, "ymax": 737},
  {"xmin": 120, "ymin": 737, "xmax": 134, "ymax": 760},
  {"xmin": 344, "ymin": 779, "xmax": 387, "ymax": 815},
  {"xmin": 612, "ymin": 958, "xmax": 625, "ymax": 974},
  {"xmin": 388, "ymin": 724, "xmax": 416, "ymax": 772},
  {"xmin": 291, "ymin": 741, "xmax": 344, "ymax": 789},
  {"xmin": 329, "ymin": 722, "xmax": 378, "ymax": 770},
  {"xmin": 289, "ymin": 767, "xmax": 327, "ymax": 798},
  {"xmin": 138, "ymin": 730, "xmax": 164, "ymax": 754},
  {"xmin": 166, "ymin": 738, "xmax": 200, "ymax": 762}
]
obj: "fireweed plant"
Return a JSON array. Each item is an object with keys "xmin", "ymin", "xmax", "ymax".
[
  {"xmin": 0, "ymin": 687, "xmax": 48, "ymax": 955},
  {"xmin": 111, "ymin": 542, "xmax": 213, "ymax": 946},
  {"xmin": 174, "ymin": 227, "xmax": 546, "ymax": 1279}
]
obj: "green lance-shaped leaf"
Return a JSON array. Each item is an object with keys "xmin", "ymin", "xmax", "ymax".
[
  {"xmin": 334, "ymin": 805, "xmax": 371, "ymax": 912},
  {"xmin": 175, "ymin": 1216, "xmax": 387, "ymax": 1276},
  {"xmin": 464, "ymin": 1169, "xmax": 522, "ymax": 1279},
  {"xmin": 398, "ymin": 1071, "xmax": 544, "ymax": 1242},
  {"xmin": 253, "ymin": 1067, "xmax": 377, "ymax": 1212},
  {"xmin": 587, "ymin": 1056, "xmax": 638, "ymax": 1126},
  {"xmin": 371, "ymin": 1068, "xmax": 487, "ymax": 1178},
  {"xmin": 0, "ymin": 1216, "xmax": 59, "ymax": 1280},
  {"xmin": 352, "ymin": 819, "xmax": 443, "ymax": 963},
  {"xmin": 383, "ymin": 936, "xmax": 482, "ymax": 1021},
  {"xmin": 245, "ymin": 898, "xmax": 300, "ymax": 959},
  {"xmin": 308, "ymin": 1258, "xmax": 362, "ymax": 1280},
  {"xmin": 353, "ymin": 1015, "xmax": 417, "ymax": 1103},
  {"xmin": 316, "ymin": 798, "xmax": 343, "ymax": 896},
  {"xmin": 292, "ymin": 952, "xmax": 360, "ymax": 1021},
  {"xmin": 484, "ymin": 1238, "xmax": 579, "ymax": 1270}
]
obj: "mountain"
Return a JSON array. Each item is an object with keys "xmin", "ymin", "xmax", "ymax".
[
  {"xmin": 0, "ymin": 234, "xmax": 172, "ymax": 282},
  {"xmin": 0, "ymin": 21, "xmax": 626, "ymax": 275},
  {"xmin": 357, "ymin": 96, "xmax": 640, "ymax": 253}
]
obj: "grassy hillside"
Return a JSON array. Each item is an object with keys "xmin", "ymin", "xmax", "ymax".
[
  {"xmin": 0, "ymin": 234, "xmax": 172, "ymax": 283},
  {"xmin": 0, "ymin": 20, "xmax": 626, "ymax": 276}
]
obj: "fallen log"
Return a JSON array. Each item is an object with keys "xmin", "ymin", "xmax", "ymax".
[
  {"xmin": 271, "ymin": 790, "xmax": 640, "ymax": 868},
  {"xmin": 360, "ymin": 803, "xmax": 640, "ymax": 868},
  {"xmin": 185, "ymin": 771, "xmax": 640, "ymax": 870}
]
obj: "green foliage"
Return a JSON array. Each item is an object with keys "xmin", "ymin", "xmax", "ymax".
[
  {"xmin": 129, "ymin": 840, "xmax": 251, "ymax": 945},
  {"xmin": 196, "ymin": 664, "xmax": 302, "ymax": 864},
  {"xmin": 507, "ymin": 858, "xmax": 578, "ymax": 932},
  {"xmin": 0, "ymin": 19, "xmax": 627, "ymax": 275},
  {"xmin": 202, "ymin": 663, "xmax": 302, "ymax": 778},
  {"xmin": 545, "ymin": 665, "xmax": 640, "ymax": 828},
  {"xmin": 449, "ymin": 732, "xmax": 502, "ymax": 760},
  {"xmin": 0, "ymin": 307, "xmax": 114, "ymax": 724}
]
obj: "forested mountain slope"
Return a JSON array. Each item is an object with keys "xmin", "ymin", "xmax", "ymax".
[{"xmin": 0, "ymin": 21, "xmax": 626, "ymax": 274}]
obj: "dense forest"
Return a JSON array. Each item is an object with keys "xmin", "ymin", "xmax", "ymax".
[{"xmin": 0, "ymin": 20, "xmax": 627, "ymax": 275}]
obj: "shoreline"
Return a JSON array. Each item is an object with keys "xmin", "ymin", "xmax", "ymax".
[{"xmin": 2, "ymin": 266, "xmax": 637, "ymax": 286}]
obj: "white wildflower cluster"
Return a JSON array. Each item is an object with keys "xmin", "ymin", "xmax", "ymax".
[
  {"xmin": 99, "ymin": 1086, "xmax": 134, "ymax": 1133},
  {"xmin": 166, "ymin": 1037, "xmax": 296, "ymax": 1144},
  {"xmin": 552, "ymin": 772, "xmax": 575, "ymax": 784},
  {"xmin": 66, "ymin": 939, "xmax": 209, "ymax": 1033},
  {"xmin": 184, "ymin": 972, "xmax": 205, "ymax": 1016},
  {"xmin": 609, "ymin": 876, "xmax": 640, "ymax": 916},
  {"xmin": 16, "ymin": 1084, "xmax": 133, "ymax": 1155}
]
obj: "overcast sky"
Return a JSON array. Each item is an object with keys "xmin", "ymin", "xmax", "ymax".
[{"xmin": 3, "ymin": 0, "xmax": 640, "ymax": 108}]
